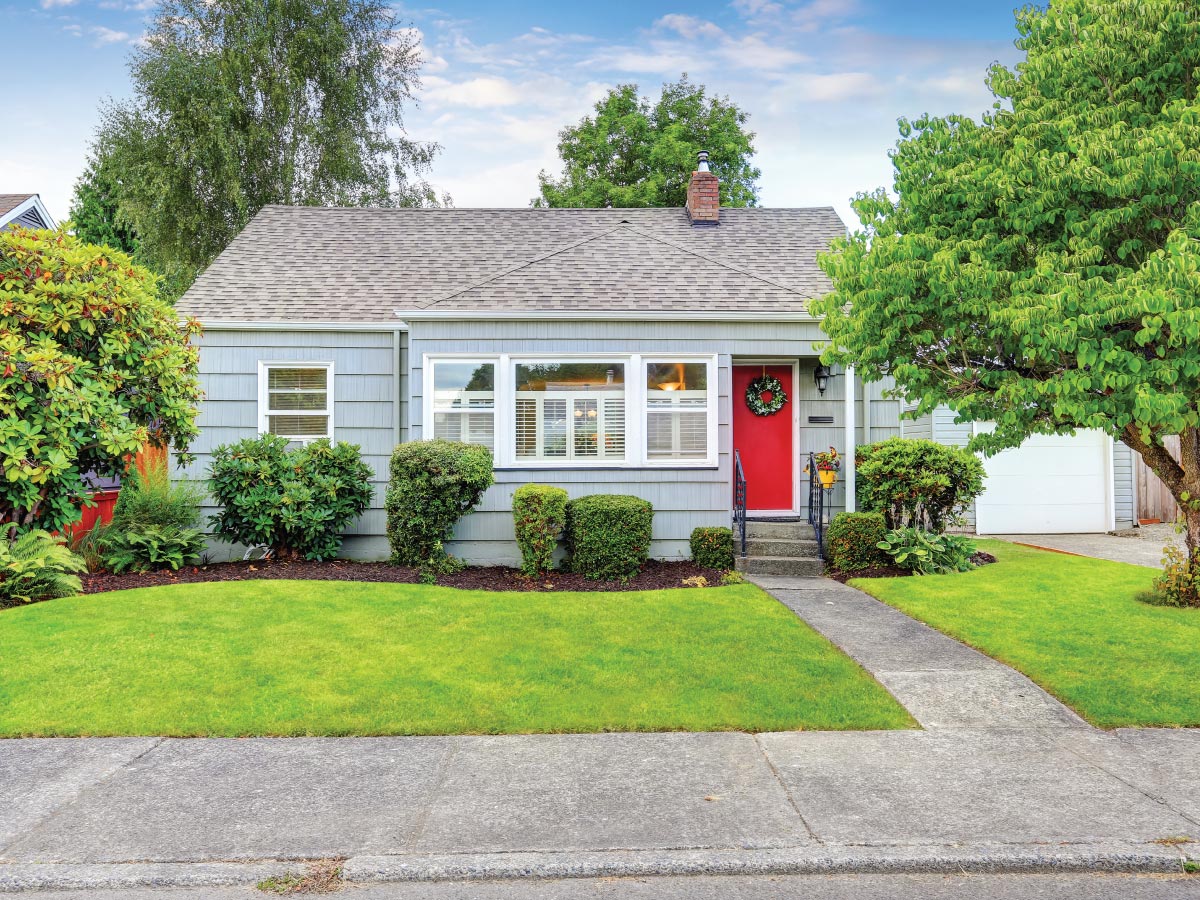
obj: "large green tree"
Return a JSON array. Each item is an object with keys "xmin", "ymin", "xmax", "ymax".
[
  {"xmin": 535, "ymin": 75, "xmax": 760, "ymax": 208},
  {"xmin": 68, "ymin": 150, "xmax": 139, "ymax": 258},
  {"xmin": 0, "ymin": 227, "xmax": 202, "ymax": 537},
  {"xmin": 812, "ymin": 0, "xmax": 1200, "ymax": 598},
  {"xmin": 94, "ymin": 0, "xmax": 444, "ymax": 294}
]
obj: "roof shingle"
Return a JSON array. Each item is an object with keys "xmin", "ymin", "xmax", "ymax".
[{"xmin": 177, "ymin": 205, "xmax": 846, "ymax": 322}]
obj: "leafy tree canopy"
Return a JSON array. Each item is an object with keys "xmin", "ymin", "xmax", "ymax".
[
  {"xmin": 0, "ymin": 227, "xmax": 201, "ymax": 536},
  {"xmin": 93, "ymin": 0, "xmax": 446, "ymax": 294},
  {"xmin": 68, "ymin": 150, "xmax": 139, "ymax": 258},
  {"xmin": 535, "ymin": 75, "xmax": 760, "ymax": 208},
  {"xmin": 812, "ymin": 0, "xmax": 1200, "ymax": 582}
]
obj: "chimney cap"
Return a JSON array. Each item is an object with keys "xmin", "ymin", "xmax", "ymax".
[{"xmin": 696, "ymin": 150, "xmax": 710, "ymax": 173}]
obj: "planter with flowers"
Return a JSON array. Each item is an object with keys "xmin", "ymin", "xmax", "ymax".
[{"xmin": 808, "ymin": 447, "xmax": 841, "ymax": 488}]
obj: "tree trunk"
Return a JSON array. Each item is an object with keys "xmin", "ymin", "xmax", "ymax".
[{"xmin": 1124, "ymin": 423, "xmax": 1200, "ymax": 606}]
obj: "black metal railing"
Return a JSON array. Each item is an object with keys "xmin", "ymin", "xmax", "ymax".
[
  {"xmin": 807, "ymin": 451, "xmax": 828, "ymax": 560},
  {"xmin": 733, "ymin": 448, "xmax": 748, "ymax": 558}
]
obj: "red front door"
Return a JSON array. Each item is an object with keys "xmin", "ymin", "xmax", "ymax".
[{"xmin": 733, "ymin": 365, "xmax": 794, "ymax": 511}]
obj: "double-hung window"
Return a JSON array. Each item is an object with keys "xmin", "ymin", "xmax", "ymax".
[
  {"xmin": 422, "ymin": 354, "xmax": 717, "ymax": 468},
  {"xmin": 258, "ymin": 362, "xmax": 333, "ymax": 441},
  {"xmin": 429, "ymin": 360, "xmax": 496, "ymax": 450}
]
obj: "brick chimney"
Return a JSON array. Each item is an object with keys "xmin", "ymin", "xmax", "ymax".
[{"xmin": 685, "ymin": 151, "xmax": 719, "ymax": 225}]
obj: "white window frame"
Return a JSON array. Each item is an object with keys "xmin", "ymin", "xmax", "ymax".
[
  {"xmin": 257, "ymin": 361, "xmax": 335, "ymax": 442},
  {"xmin": 427, "ymin": 358, "xmax": 498, "ymax": 451},
  {"xmin": 421, "ymin": 352, "xmax": 719, "ymax": 469},
  {"xmin": 641, "ymin": 355, "xmax": 719, "ymax": 469}
]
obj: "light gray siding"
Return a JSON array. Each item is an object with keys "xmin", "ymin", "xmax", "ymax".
[
  {"xmin": 182, "ymin": 328, "xmax": 405, "ymax": 560},
  {"xmin": 1113, "ymin": 440, "xmax": 1135, "ymax": 529},
  {"xmin": 407, "ymin": 320, "xmax": 896, "ymax": 565}
]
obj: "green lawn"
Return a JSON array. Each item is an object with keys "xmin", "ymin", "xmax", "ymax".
[
  {"xmin": 852, "ymin": 540, "xmax": 1200, "ymax": 728},
  {"xmin": 0, "ymin": 581, "xmax": 912, "ymax": 737}
]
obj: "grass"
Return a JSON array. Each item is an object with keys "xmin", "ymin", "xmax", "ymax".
[
  {"xmin": 852, "ymin": 540, "xmax": 1200, "ymax": 728},
  {"xmin": 0, "ymin": 581, "xmax": 912, "ymax": 737}
]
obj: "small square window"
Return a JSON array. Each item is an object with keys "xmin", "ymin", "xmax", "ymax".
[{"xmin": 260, "ymin": 364, "xmax": 333, "ymax": 441}]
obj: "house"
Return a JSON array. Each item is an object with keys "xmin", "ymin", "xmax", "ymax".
[
  {"xmin": 176, "ymin": 156, "xmax": 1135, "ymax": 563},
  {"xmin": 0, "ymin": 194, "xmax": 55, "ymax": 232}
]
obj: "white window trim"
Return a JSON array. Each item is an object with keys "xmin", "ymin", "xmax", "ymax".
[
  {"xmin": 421, "ymin": 352, "xmax": 719, "ymax": 469},
  {"xmin": 257, "ymin": 360, "xmax": 335, "ymax": 442}
]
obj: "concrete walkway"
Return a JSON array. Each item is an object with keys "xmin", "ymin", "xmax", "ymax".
[
  {"xmin": 990, "ymin": 533, "xmax": 1176, "ymax": 568},
  {"xmin": 749, "ymin": 576, "xmax": 1085, "ymax": 729}
]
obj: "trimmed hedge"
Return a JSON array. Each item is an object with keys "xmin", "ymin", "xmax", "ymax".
[
  {"xmin": 386, "ymin": 440, "xmax": 494, "ymax": 568},
  {"xmin": 690, "ymin": 526, "xmax": 734, "ymax": 570},
  {"xmin": 512, "ymin": 484, "xmax": 569, "ymax": 576},
  {"xmin": 826, "ymin": 512, "xmax": 889, "ymax": 572},
  {"xmin": 566, "ymin": 494, "xmax": 653, "ymax": 580},
  {"xmin": 856, "ymin": 438, "xmax": 985, "ymax": 532}
]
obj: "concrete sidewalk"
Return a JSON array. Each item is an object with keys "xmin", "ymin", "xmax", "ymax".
[
  {"xmin": 990, "ymin": 532, "xmax": 1175, "ymax": 568},
  {"xmin": 1, "ymin": 726, "xmax": 1197, "ymax": 891}
]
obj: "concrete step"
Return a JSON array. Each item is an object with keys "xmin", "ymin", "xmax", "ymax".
[
  {"xmin": 735, "ymin": 555, "xmax": 825, "ymax": 577},
  {"xmin": 744, "ymin": 521, "xmax": 816, "ymax": 540},
  {"xmin": 744, "ymin": 537, "xmax": 822, "ymax": 559}
]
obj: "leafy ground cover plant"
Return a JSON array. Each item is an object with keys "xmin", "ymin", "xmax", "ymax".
[
  {"xmin": 690, "ymin": 526, "xmax": 734, "ymax": 571},
  {"xmin": 103, "ymin": 525, "xmax": 205, "ymax": 574},
  {"xmin": 512, "ymin": 484, "xmax": 568, "ymax": 576},
  {"xmin": 826, "ymin": 512, "xmax": 889, "ymax": 572},
  {"xmin": 209, "ymin": 435, "xmax": 373, "ymax": 561},
  {"xmin": 567, "ymin": 494, "xmax": 653, "ymax": 580},
  {"xmin": 386, "ymin": 440, "xmax": 494, "ymax": 570},
  {"xmin": 0, "ymin": 528, "xmax": 86, "ymax": 606},
  {"xmin": 877, "ymin": 527, "xmax": 977, "ymax": 576},
  {"xmin": 855, "ymin": 439, "xmax": 985, "ymax": 532}
]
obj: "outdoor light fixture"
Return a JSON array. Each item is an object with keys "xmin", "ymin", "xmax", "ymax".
[{"xmin": 814, "ymin": 365, "xmax": 832, "ymax": 396}]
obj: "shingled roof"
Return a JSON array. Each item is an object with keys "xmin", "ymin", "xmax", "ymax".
[{"xmin": 177, "ymin": 205, "xmax": 846, "ymax": 323}]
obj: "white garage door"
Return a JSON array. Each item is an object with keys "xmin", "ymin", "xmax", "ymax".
[{"xmin": 975, "ymin": 428, "xmax": 1112, "ymax": 534}]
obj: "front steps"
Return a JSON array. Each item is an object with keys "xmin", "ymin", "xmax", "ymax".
[{"xmin": 734, "ymin": 519, "xmax": 825, "ymax": 577}]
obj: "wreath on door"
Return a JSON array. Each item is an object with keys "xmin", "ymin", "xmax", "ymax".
[{"xmin": 746, "ymin": 373, "xmax": 787, "ymax": 417}]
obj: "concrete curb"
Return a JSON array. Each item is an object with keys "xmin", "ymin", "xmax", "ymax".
[
  {"xmin": 0, "ymin": 861, "xmax": 306, "ymax": 893},
  {"xmin": 341, "ymin": 845, "xmax": 1193, "ymax": 881},
  {"xmin": 2, "ymin": 845, "xmax": 1191, "ymax": 891}
]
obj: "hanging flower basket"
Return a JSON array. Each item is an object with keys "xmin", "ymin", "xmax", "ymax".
[{"xmin": 745, "ymin": 374, "xmax": 787, "ymax": 417}]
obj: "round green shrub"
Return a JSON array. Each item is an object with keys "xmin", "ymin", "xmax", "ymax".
[
  {"xmin": 856, "ymin": 437, "xmax": 986, "ymax": 532},
  {"xmin": 512, "ymin": 484, "xmax": 569, "ymax": 576},
  {"xmin": 386, "ymin": 439, "xmax": 494, "ymax": 568},
  {"xmin": 208, "ymin": 435, "xmax": 374, "ymax": 561},
  {"xmin": 690, "ymin": 526, "xmax": 734, "ymax": 570},
  {"xmin": 566, "ymin": 494, "xmax": 653, "ymax": 580},
  {"xmin": 826, "ymin": 512, "xmax": 889, "ymax": 572}
]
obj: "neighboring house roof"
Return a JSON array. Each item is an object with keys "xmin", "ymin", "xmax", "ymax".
[
  {"xmin": 0, "ymin": 194, "xmax": 56, "ymax": 232},
  {"xmin": 178, "ymin": 205, "xmax": 846, "ymax": 323}
]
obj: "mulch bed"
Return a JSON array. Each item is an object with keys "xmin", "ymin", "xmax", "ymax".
[
  {"xmin": 80, "ymin": 558, "xmax": 728, "ymax": 595},
  {"xmin": 825, "ymin": 550, "xmax": 997, "ymax": 584}
]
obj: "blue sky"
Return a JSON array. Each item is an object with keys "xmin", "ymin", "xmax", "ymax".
[{"xmin": 2, "ymin": 0, "xmax": 1027, "ymax": 226}]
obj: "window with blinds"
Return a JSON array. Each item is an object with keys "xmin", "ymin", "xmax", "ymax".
[
  {"xmin": 514, "ymin": 362, "xmax": 625, "ymax": 462},
  {"xmin": 431, "ymin": 361, "xmax": 495, "ymax": 450},
  {"xmin": 646, "ymin": 361, "xmax": 709, "ymax": 461},
  {"xmin": 261, "ymin": 364, "xmax": 332, "ymax": 441}
]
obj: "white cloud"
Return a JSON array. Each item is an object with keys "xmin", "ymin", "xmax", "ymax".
[
  {"xmin": 91, "ymin": 25, "xmax": 132, "ymax": 45},
  {"xmin": 655, "ymin": 14, "xmax": 725, "ymax": 41},
  {"xmin": 780, "ymin": 71, "xmax": 883, "ymax": 103},
  {"xmin": 41, "ymin": 0, "xmax": 78, "ymax": 8},
  {"xmin": 423, "ymin": 75, "xmax": 523, "ymax": 108}
]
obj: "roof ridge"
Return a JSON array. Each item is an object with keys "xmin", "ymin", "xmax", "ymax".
[
  {"xmin": 420, "ymin": 224, "xmax": 631, "ymax": 309},
  {"xmin": 621, "ymin": 224, "xmax": 807, "ymax": 297}
]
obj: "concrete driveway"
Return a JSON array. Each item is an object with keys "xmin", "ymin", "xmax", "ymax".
[{"xmin": 990, "ymin": 526, "xmax": 1180, "ymax": 568}]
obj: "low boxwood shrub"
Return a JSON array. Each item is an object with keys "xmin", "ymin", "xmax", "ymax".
[
  {"xmin": 856, "ymin": 438, "xmax": 985, "ymax": 532},
  {"xmin": 566, "ymin": 494, "xmax": 653, "ymax": 580},
  {"xmin": 512, "ymin": 484, "xmax": 569, "ymax": 576},
  {"xmin": 208, "ymin": 435, "xmax": 374, "ymax": 561},
  {"xmin": 826, "ymin": 512, "xmax": 889, "ymax": 572},
  {"xmin": 0, "ymin": 528, "xmax": 86, "ymax": 606},
  {"xmin": 103, "ymin": 525, "xmax": 206, "ymax": 574},
  {"xmin": 876, "ymin": 527, "xmax": 977, "ymax": 575},
  {"xmin": 690, "ymin": 526, "xmax": 734, "ymax": 570},
  {"xmin": 386, "ymin": 440, "xmax": 494, "ymax": 569}
]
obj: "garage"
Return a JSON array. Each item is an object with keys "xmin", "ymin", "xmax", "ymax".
[{"xmin": 974, "ymin": 428, "xmax": 1114, "ymax": 534}]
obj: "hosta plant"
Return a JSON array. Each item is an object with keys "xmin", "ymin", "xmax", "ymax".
[{"xmin": 876, "ymin": 528, "xmax": 977, "ymax": 576}]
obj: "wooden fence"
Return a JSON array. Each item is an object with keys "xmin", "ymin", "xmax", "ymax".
[{"xmin": 1134, "ymin": 435, "xmax": 1180, "ymax": 524}]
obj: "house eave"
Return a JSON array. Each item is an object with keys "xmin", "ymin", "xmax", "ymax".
[
  {"xmin": 196, "ymin": 320, "xmax": 407, "ymax": 332},
  {"xmin": 394, "ymin": 308, "xmax": 821, "ymax": 323}
]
